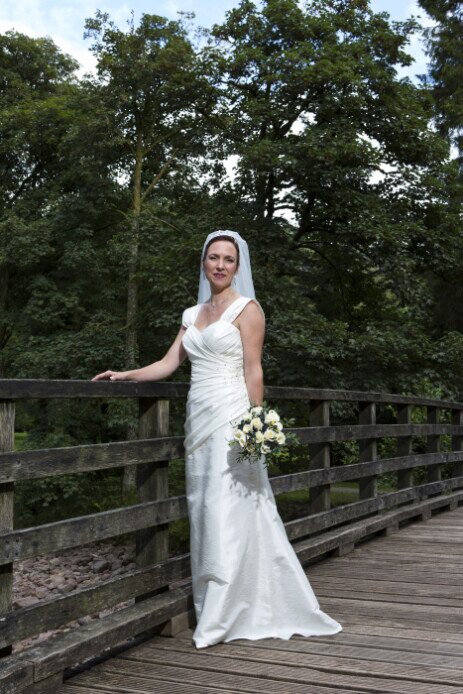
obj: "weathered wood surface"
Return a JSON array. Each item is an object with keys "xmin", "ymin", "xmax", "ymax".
[
  {"xmin": 0, "ymin": 399, "xmax": 14, "ymax": 658},
  {"xmin": 2, "ymin": 378, "xmax": 463, "ymax": 409},
  {"xmin": 58, "ymin": 505, "xmax": 463, "ymax": 694},
  {"xmin": 1, "ymin": 435, "xmax": 462, "ymax": 485},
  {"xmin": 0, "ymin": 496, "xmax": 188, "ymax": 565}
]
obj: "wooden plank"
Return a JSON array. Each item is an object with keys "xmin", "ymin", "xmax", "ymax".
[
  {"xmin": 284, "ymin": 479, "xmax": 463, "ymax": 542},
  {"xmin": 0, "ymin": 379, "xmax": 189, "ymax": 400},
  {"xmin": 397, "ymin": 404, "xmax": 413, "ymax": 489},
  {"xmin": 141, "ymin": 637, "xmax": 463, "ymax": 684},
  {"xmin": 121, "ymin": 640, "xmax": 463, "ymax": 692},
  {"xmin": 3, "ymin": 379, "xmax": 463, "ymax": 409},
  {"xmin": 426, "ymin": 406, "xmax": 442, "ymax": 485},
  {"xmin": 452, "ymin": 410, "xmax": 463, "ymax": 480},
  {"xmin": 0, "ymin": 495, "xmax": 188, "ymax": 565},
  {"xmin": 60, "ymin": 682, "xmax": 226, "ymax": 693},
  {"xmin": 172, "ymin": 632, "xmax": 463, "ymax": 671},
  {"xmin": 308, "ymin": 399, "xmax": 331, "ymax": 514},
  {"xmin": 358, "ymin": 401, "xmax": 377, "ymax": 500},
  {"xmin": 0, "ymin": 399, "xmax": 14, "ymax": 657},
  {"xmin": 16, "ymin": 585, "xmax": 193, "ymax": 682},
  {"xmin": 135, "ymin": 398, "xmax": 170, "ymax": 603},
  {"xmin": 0, "ymin": 655, "xmax": 33, "ymax": 693},
  {"xmin": 316, "ymin": 596, "xmax": 463, "ymax": 622},
  {"xmin": 290, "ymin": 422, "xmax": 463, "ymax": 446},
  {"xmin": 0, "ymin": 437, "xmax": 184, "ymax": 483},
  {"xmin": 61, "ymin": 657, "xmax": 364, "ymax": 694},
  {"xmin": 0, "ymin": 555, "xmax": 191, "ymax": 647},
  {"xmin": 294, "ymin": 491, "xmax": 463, "ymax": 563},
  {"xmin": 270, "ymin": 452, "xmax": 463, "ymax": 496}
]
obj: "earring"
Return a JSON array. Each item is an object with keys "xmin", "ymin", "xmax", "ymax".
[{"xmin": 232, "ymin": 275, "xmax": 236, "ymax": 285}]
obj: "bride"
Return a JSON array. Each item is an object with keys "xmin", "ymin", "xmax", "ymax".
[{"xmin": 92, "ymin": 229, "xmax": 342, "ymax": 648}]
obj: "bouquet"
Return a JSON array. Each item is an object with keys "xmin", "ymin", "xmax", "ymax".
[{"xmin": 229, "ymin": 403, "xmax": 288, "ymax": 464}]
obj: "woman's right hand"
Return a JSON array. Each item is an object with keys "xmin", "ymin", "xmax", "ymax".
[{"xmin": 91, "ymin": 370, "xmax": 130, "ymax": 382}]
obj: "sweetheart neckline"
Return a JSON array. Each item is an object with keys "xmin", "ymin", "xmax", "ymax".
[
  {"xmin": 191, "ymin": 296, "xmax": 244, "ymax": 334},
  {"xmin": 190, "ymin": 321, "xmax": 240, "ymax": 335}
]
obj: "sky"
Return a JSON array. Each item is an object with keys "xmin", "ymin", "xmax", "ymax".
[{"xmin": 0, "ymin": 0, "xmax": 433, "ymax": 80}]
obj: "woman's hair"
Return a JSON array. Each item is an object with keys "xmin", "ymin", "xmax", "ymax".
[{"xmin": 203, "ymin": 234, "xmax": 240, "ymax": 268}]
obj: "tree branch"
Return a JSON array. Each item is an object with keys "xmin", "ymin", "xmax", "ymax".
[{"xmin": 140, "ymin": 150, "xmax": 178, "ymax": 204}]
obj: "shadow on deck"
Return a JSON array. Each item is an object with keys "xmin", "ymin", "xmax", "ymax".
[{"xmin": 59, "ymin": 506, "xmax": 463, "ymax": 694}]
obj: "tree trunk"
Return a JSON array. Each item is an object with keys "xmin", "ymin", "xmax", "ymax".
[
  {"xmin": 0, "ymin": 265, "xmax": 9, "ymax": 378},
  {"xmin": 123, "ymin": 129, "xmax": 143, "ymax": 493}
]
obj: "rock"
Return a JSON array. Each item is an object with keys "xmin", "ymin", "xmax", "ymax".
[
  {"xmin": 93, "ymin": 559, "xmax": 111, "ymax": 573},
  {"xmin": 61, "ymin": 580, "xmax": 78, "ymax": 593},
  {"xmin": 14, "ymin": 596, "xmax": 40, "ymax": 609}
]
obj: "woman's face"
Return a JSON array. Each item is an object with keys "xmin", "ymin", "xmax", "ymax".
[{"xmin": 203, "ymin": 240, "xmax": 238, "ymax": 291}]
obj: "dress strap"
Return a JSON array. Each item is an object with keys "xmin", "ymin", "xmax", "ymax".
[{"xmin": 224, "ymin": 297, "xmax": 253, "ymax": 323}]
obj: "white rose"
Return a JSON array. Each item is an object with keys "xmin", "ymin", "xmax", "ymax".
[
  {"xmin": 261, "ymin": 443, "xmax": 271, "ymax": 454},
  {"xmin": 255, "ymin": 430, "xmax": 264, "ymax": 443},
  {"xmin": 276, "ymin": 421, "xmax": 283, "ymax": 431},
  {"xmin": 251, "ymin": 417, "xmax": 263, "ymax": 430},
  {"xmin": 243, "ymin": 411, "xmax": 252, "ymax": 422},
  {"xmin": 234, "ymin": 430, "xmax": 247, "ymax": 447},
  {"xmin": 276, "ymin": 432, "xmax": 286, "ymax": 445},
  {"xmin": 242, "ymin": 423, "xmax": 251, "ymax": 434},
  {"xmin": 251, "ymin": 406, "xmax": 263, "ymax": 415},
  {"xmin": 264, "ymin": 409, "xmax": 280, "ymax": 425},
  {"xmin": 264, "ymin": 428, "xmax": 276, "ymax": 440}
]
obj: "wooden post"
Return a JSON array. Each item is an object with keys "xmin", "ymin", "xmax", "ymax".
[
  {"xmin": 426, "ymin": 406, "xmax": 441, "ymax": 485},
  {"xmin": 451, "ymin": 409, "xmax": 463, "ymax": 484},
  {"xmin": 358, "ymin": 401, "xmax": 377, "ymax": 500},
  {"xmin": 0, "ymin": 400, "xmax": 14, "ymax": 658},
  {"xmin": 308, "ymin": 400, "xmax": 331, "ymax": 515},
  {"xmin": 135, "ymin": 398, "xmax": 169, "ymax": 603},
  {"xmin": 397, "ymin": 404, "xmax": 414, "ymax": 490}
]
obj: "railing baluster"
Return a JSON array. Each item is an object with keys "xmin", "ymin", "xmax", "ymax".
[
  {"xmin": 397, "ymin": 404, "xmax": 413, "ymax": 491},
  {"xmin": 308, "ymin": 400, "xmax": 331, "ymax": 514},
  {"xmin": 426, "ymin": 406, "xmax": 441, "ymax": 485},
  {"xmin": 358, "ymin": 401, "xmax": 378, "ymax": 500},
  {"xmin": 135, "ymin": 397, "xmax": 170, "ymax": 602},
  {"xmin": 451, "ymin": 409, "xmax": 463, "ymax": 486},
  {"xmin": 0, "ymin": 400, "xmax": 14, "ymax": 658}
]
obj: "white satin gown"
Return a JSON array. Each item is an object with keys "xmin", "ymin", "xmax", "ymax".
[{"xmin": 181, "ymin": 295, "xmax": 342, "ymax": 648}]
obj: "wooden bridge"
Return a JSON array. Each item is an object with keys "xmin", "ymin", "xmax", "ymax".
[{"xmin": 0, "ymin": 379, "xmax": 462, "ymax": 693}]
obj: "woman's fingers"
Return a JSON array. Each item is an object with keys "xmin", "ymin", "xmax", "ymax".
[
  {"xmin": 91, "ymin": 370, "xmax": 128, "ymax": 381},
  {"xmin": 91, "ymin": 370, "xmax": 114, "ymax": 381}
]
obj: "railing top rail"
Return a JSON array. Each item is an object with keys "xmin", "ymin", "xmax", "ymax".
[{"xmin": 0, "ymin": 379, "xmax": 462, "ymax": 409}]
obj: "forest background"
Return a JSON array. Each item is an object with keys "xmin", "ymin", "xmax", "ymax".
[{"xmin": 1, "ymin": 0, "xmax": 462, "ymax": 520}]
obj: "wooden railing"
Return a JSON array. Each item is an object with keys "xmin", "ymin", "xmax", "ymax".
[{"xmin": 1, "ymin": 379, "xmax": 463, "ymax": 693}]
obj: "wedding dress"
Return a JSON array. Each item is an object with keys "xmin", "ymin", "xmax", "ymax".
[{"xmin": 181, "ymin": 295, "xmax": 342, "ymax": 648}]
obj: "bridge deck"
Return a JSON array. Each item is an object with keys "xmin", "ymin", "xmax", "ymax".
[{"xmin": 59, "ymin": 506, "xmax": 463, "ymax": 694}]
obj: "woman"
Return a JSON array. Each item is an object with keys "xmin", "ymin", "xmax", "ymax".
[{"xmin": 92, "ymin": 229, "xmax": 342, "ymax": 648}]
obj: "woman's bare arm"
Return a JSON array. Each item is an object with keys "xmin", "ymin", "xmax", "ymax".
[
  {"xmin": 238, "ymin": 301, "xmax": 265, "ymax": 406},
  {"xmin": 92, "ymin": 325, "xmax": 189, "ymax": 381}
]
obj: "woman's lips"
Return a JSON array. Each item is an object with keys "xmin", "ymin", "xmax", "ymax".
[{"xmin": 213, "ymin": 273, "xmax": 225, "ymax": 278}]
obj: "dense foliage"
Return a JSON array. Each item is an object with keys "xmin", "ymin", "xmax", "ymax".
[{"xmin": 1, "ymin": 0, "xmax": 463, "ymax": 462}]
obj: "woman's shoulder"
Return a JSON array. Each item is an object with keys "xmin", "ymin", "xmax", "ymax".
[
  {"xmin": 181, "ymin": 303, "xmax": 200, "ymax": 328},
  {"xmin": 233, "ymin": 296, "xmax": 265, "ymax": 322}
]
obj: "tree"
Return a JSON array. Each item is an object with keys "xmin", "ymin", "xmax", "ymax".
[
  {"xmin": 419, "ymin": 0, "xmax": 463, "ymax": 158},
  {"xmin": 198, "ymin": 0, "xmax": 459, "ymax": 394},
  {"xmin": 0, "ymin": 31, "xmax": 79, "ymax": 376},
  {"xmin": 84, "ymin": 11, "xmax": 217, "ymax": 373}
]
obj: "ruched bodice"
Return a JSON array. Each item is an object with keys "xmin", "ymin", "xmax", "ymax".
[{"xmin": 181, "ymin": 296, "xmax": 253, "ymax": 455}]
